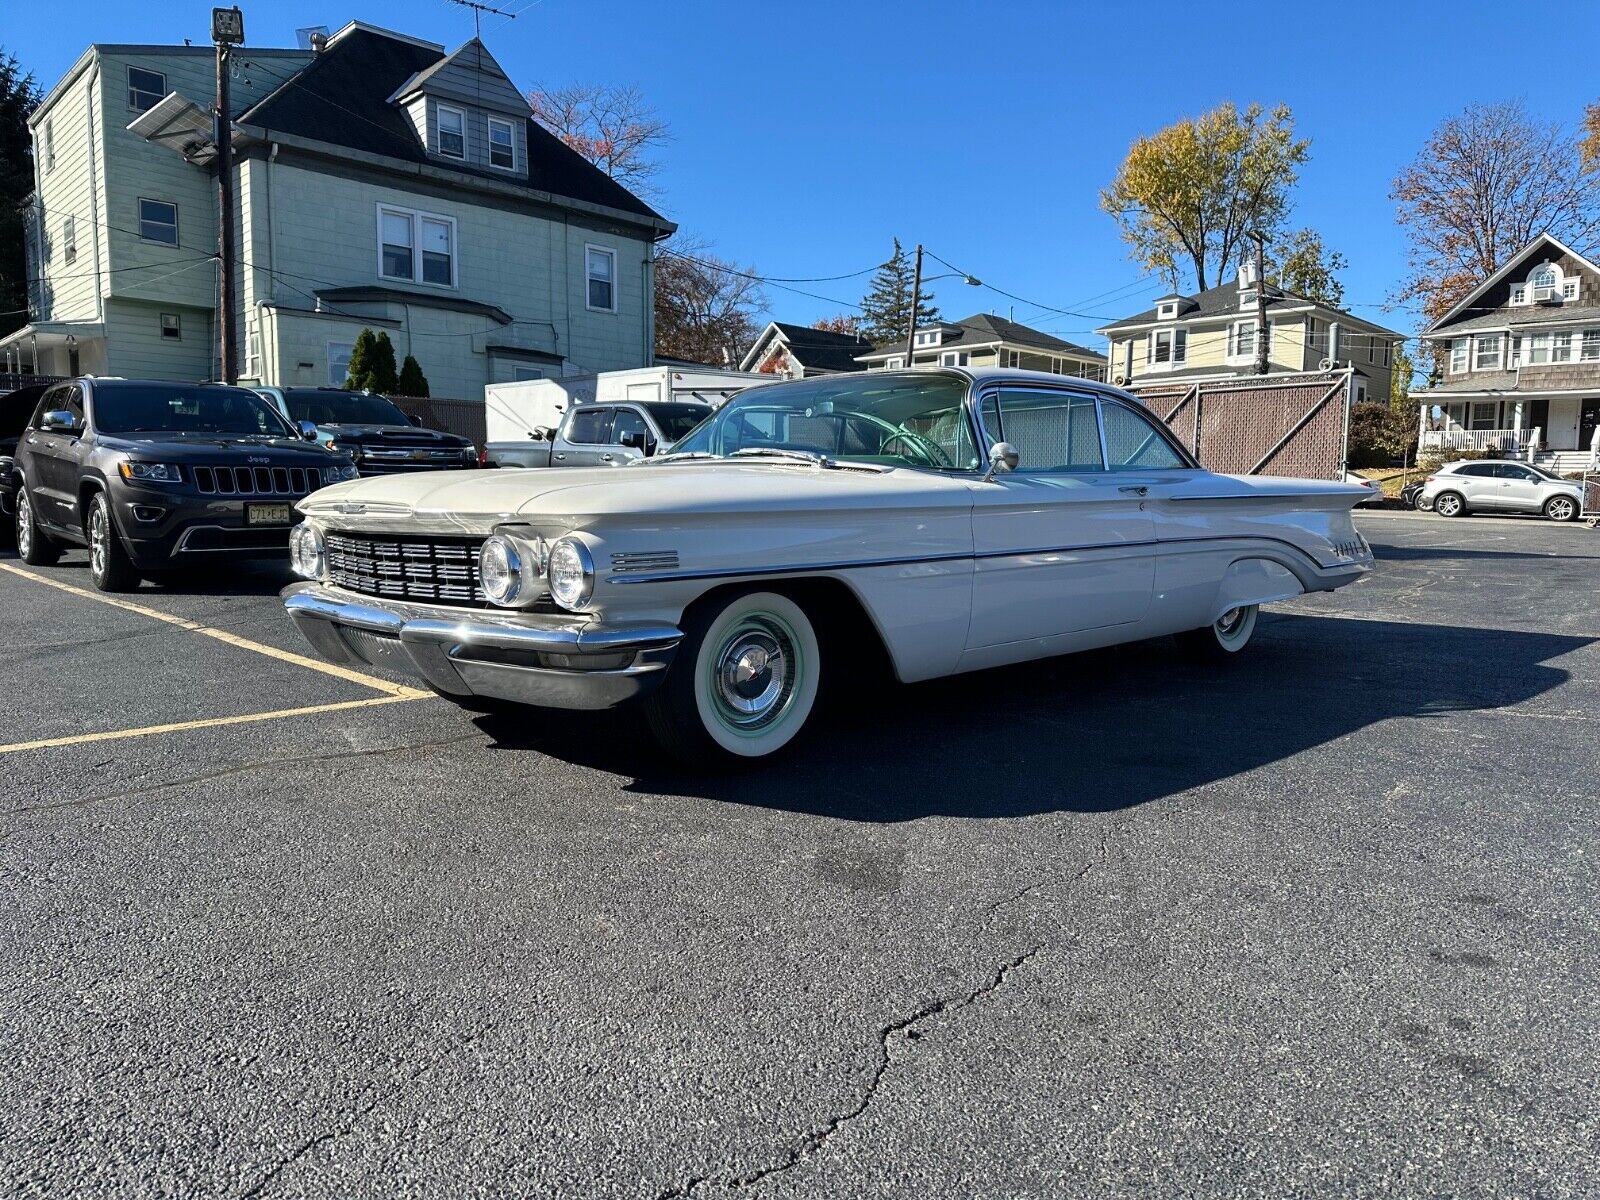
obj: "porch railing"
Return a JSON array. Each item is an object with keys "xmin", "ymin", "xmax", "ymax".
[{"xmin": 1419, "ymin": 428, "xmax": 1527, "ymax": 453}]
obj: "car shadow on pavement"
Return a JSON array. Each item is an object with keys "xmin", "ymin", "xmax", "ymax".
[
  {"xmin": 473, "ymin": 614, "xmax": 1590, "ymax": 822},
  {"xmin": 1373, "ymin": 545, "xmax": 1599, "ymax": 563}
]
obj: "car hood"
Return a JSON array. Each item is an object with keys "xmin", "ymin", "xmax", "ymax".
[
  {"xmin": 97, "ymin": 433, "xmax": 345, "ymax": 462},
  {"xmin": 301, "ymin": 461, "xmax": 975, "ymax": 531},
  {"xmin": 318, "ymin": 423, "xmax": 470, "ymax": 447}
]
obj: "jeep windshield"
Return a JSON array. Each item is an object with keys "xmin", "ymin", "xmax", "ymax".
[
  {"xmin": 661, "ymin": 373, "xmax": 978, "ymax": 470},
  {"xmin": 94, "ymin": 384, "xmax": 296, "ymax": 437},
  {"xmin": 283, "ymin": 390, "xmax": 411, "ymax": 427}
]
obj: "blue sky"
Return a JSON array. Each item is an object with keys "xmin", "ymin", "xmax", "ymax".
[{"xmin": 9, "ymin": 0, "xmax": 1600, "ymax": 346}]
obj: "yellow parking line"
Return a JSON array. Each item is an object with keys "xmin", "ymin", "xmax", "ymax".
[
  {"xmin": 0, "ymin": 562, "xmax": 429, "ymax": 699},
  {"xmin": 0, "ymin": 694, "xmax": 424, "ymax": 756}
]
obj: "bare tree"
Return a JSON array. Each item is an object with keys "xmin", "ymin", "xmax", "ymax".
[
  {"xmin": 527, "ymin": 84, "xmax": 669, "ymax": 196},
  {"xmin": 1392, "ymin": 100, "xmax": 1600, "ymax": 322},
  {"xmin": 654, "ymin": 238, "xmax": 767, "ymax": 367}
]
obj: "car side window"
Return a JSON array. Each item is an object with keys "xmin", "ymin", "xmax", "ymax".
[
  {"xmin": 1495, "ymin": 464, "xmax": 1534, "ymax": 481},
  {"xmin": 610, "ymin": 407, "xmax": 651, "ymax": 448},
  {"xmin": 565, "ymin": 407, "xmax": 612, "ymax": 444},
  {"xmin": 986, "ymin": 388, "xmax": 1103, "ymax": 472},
  {"xmin": 1456, "ymin": 463, "xmax": 1493, "ymax": 478},
  {"xmin": 1100, "ymin": 399, "xmax": 1190, "ymax": 470}
]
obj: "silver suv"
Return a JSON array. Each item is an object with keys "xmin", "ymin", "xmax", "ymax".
[{"xmin": 1421, "ymin": 460, "xmax": 1583, "ymax": 521}]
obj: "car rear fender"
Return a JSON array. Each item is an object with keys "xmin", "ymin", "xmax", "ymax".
[{"xmin": 1210, "ymin": 557, "xmax": 1305, "ymax": 625}]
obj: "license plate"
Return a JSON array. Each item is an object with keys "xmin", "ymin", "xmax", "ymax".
[{"xmin": 246, "ymin": 503, "xmax": 293, "ymax": 525}]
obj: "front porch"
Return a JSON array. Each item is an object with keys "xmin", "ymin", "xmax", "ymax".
[
  {"xmin": 0, "ymin": 322, "xmax": 107, "ymax": 379},
  {"xmin": 1414, "ymin": 393, "xmax": 1600, "ymax": 457}
]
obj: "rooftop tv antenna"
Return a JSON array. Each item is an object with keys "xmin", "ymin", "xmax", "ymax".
[{"xmin": 443, "ymin": 0, "xmax": 517, "ymax": 38}]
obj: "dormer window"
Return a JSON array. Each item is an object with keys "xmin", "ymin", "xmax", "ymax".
[
  {"xmin": 1240, "ymin": 290, "xmax": 1257, "ymax": 308},
  {"xmin": 1157, "ymin": 300, "xmax": 1178, "ymax": 319},
  {"xmin": 1563, "ymin": 278, "xmax": 1579, "ymax": 300},
  {"xmin": 1510, "ymin": 284, "xmax": 1526, "ymax": 305},
  {"xmin": 914, "ymin": 330, "xmax": 941, "ymax": 347},
  {"xmin": 436, "ymin": 104, "xmax": 466, "ymax": 159},
  {"xmin": 487, "ymin": 116, "xmax": 516, "ymax": 169}
]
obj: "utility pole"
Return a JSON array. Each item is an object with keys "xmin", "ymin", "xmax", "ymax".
[
  {"xmin": 212, "ymin": 7, "xmax": 245, "ymax": 384},
  {"xmin": 1251, "ymin": 230, "xmax": 1269, "ymax": 376},
  {"xmin": 902, "ymin": 243, "xmax": 923, "ymax": 368}
]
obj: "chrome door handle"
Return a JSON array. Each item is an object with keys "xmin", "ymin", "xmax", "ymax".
[
  {"xmin": 601, "ymin": 453, "xmax": 614, "ymax": 461},
  {"xmin": 553, "ymin": 453, "xmax": 566, "ymax": 460},
  {"xmin": 1118, "ymin": 485, "xmax": 1149, "ymax": 496}
]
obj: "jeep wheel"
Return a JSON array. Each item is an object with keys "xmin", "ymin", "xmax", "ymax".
[
  {"xmin": 15, "ymin": 485, "xmax": 62, "ymax": 566},
  {"xmin": 645, "ymin": 590, "xmax": 821, "ymax": 767},
  {"xmin": 87, "ymin": 492, "xmax": 142, "ymax": 592}
]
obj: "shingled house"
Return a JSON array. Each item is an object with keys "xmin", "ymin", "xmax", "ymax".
[
  {"xmin": 4, "ymin": 22, "xmax": 674, "ymax": 395},
  {"xmin": 739, "ymin": 321, "xmax": 875, "ymax": 378}
]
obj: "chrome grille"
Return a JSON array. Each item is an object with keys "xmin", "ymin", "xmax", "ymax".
[
  {"xmin": 193, "ymin": 464, "xmax": 326, "ymax": 496},
  {"xmin": 610, "ymin": 550, "xmax": 680, "ymax": 574},
  {"xmin": 325, "ymin": 532, "xmax": 488, "ymax": 607}
]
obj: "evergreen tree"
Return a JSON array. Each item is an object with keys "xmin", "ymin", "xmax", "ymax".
[
  {"xmin": 858, "ymin": 239, "xmax": 941, "ymax": 347},
  {"xmin": 398, "ymin": 354, "xmax": 430, "ymax": 397},
  {"xmin": 0, "ymin": 50, "xmax": 41, "ymax": 339},
  {"xmin": 368, "ymin": 332, "xmax": 400, "ymax": 394},
  {"xmin": 343, "ymin": 329, "xmax": 379, "ymax": 390}
]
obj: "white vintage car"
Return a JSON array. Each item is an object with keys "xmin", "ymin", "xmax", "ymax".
[{"xmin": 283, "ymin": 369, "xmax": 1374, "ymax": 763}]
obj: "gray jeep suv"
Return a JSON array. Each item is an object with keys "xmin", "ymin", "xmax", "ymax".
[{"xmin": 13, "ymin": 378, "xmax": 357, "ymax": 591}]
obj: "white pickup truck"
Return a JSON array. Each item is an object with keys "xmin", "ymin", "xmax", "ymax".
[{"xmin": 490, "ymin": 398, "xmax": 713, "ymax": 468}]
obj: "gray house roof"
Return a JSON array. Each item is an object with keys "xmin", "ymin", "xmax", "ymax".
[
  {"xmin": 1098, "ymin": 280, "xmax": 1401, "ymax": 338},
  {"xmin": 857, "ymin": 313, "xmax": 1105, "ymax": 361}
]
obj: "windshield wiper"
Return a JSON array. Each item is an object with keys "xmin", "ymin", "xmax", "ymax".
[
  {"xmin": 730, "ymin": 447, "xmax": 836, "ymax": 468},
  {"xmin": 640, "ymin": 450, "xmax": 718, "ymax": 464}
]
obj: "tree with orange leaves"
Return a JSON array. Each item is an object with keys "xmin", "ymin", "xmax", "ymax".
[
  {"xmin": 527, "ymin": 84, "xmax": 669, "ymax": 197},
  {"xmin": 1392, "ymin": 100, "xmax": 1600, "ymax": 325}
]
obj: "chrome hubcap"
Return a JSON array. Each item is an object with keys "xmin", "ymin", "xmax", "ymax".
[
  {"xmin": 710, "ymin": 616, "xmax": 798, "ymax": 732},
  {"xmin": 90, "ymin": 505, "xmax": 107, "ymax": 577},
  {"xmin": 16, "ymin": 491, "xmax": 31, "ymax": 554},
  {"xmin": 1551, "ymin": 499, "xmax": 1573, "ymax": 519},
  {"xmin": 1439, "ymin": 496, "xmax": 1459, "ymax": 515},
  {"xmin": 1216, "ymin": 607, "xmax": 1245, "ymax": 636}
]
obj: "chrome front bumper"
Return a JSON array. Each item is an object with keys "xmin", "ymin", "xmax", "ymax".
[{"xmin": 282, "ymin": 582, "xmax": 680, "ymax": 710}]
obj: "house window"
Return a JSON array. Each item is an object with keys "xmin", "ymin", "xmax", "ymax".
[
  {"xmin": 1473, "ymin": 334, "xmax": 1503, "ymax": 370},
  {"xmin": 1157, "ymin": 301, "xmax": 1177, "ymax": 319},
  {"xmin": 245, "ymin": 326, "xmax": 260, "ymax": 377},
  {"xmin": 1449, "ymin": 338, "xmax": 1468, "ymax": 372},
  {"xmin": 914, "ymin": 330, "xmax": 940, "ymax": 347},
  {"xmin": 63, "ymin": 215, "xmax": 76, "ymax": 263},
  {"xmin": 884, "ymin": 356, "xmax": 904, "ymax": 369},
  {"xmin": 1354, "ymin": 380, "xmax": 1367, "ymax": 404},
  {"xmin": 138, "ymin": 198, "xmax": 179, "ymax": 245},
  {"xmin": 377, "ymin": 205, "xmax": 456, "ymax": 287},
  {"xmin": 939, "ymin": 351, "xmax": 969, "ymax": 366},
  {"xmin": 42, "ymin": 119, "xmax": 54, "ymax": 171},
  {"xmin": 1149, "ymin": 328, "xmax": 1186, "ymax": 366},
  {"xmin": 1228, "ymin": 320, "xmax": 1266, "ymax": 359},
  {"xmin": 1582, "ymin": 330, "xmax": 1600, "ymax": 362},
  {"xmin": 1563, "ymin": 279, "xmax": 1579, "ymax": 301},
  {"xmin": 488, "ymin": 116, "xmax": 515, "ymax": 169},
  {"xmin": 1530, "ymin": 265, "xmax": 1558, "ymax": 302},
  {"xmin": 436, "ymin": 104, "xmax": 466, "ymax": 159},
  {"xmin": 160, "ymin": 313, "xmax": 181, "ymax": 340},
  {"xmin": 1552, "ymin": 331, "xmax": 1574, "ymax": 362},
  {"xmin": 127, "ymin": 67, "xmax": 166, "ymax": 112},
  {"xmin": 510, "ymin": 365, "xmax": 545, "ymax": 381},
  {"xmin": 1510, "ymin": 285, "xmax": 1527, "ymax": 305},
  {"xmin": 586, "ymin": 245, "xmax": 616, "ymax": 311},
  {"xmin": 1003, "ymin": 349, "xmax": 1024, "ymax": 368},
  {"xmin": 1525, "ymin": 333, "xmax": 1549, "ymax": 365},
  {"xmin": 1470, "ymin": 402, "xmax": 1499, "ymax": 430},
  {"xmin": 1378, "ymin": 339, "xmax": 1391, "ymax": 367},
  {"xmin": 328, "ymin": 340, "xmax": 355, "ymax": 387}
]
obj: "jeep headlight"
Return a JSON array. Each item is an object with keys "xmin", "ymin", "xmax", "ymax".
[
  {"xmin": 290, "ymin": 523, "xmax": 324, "ymax": 579},
  {"xmin": 322, "ymin": 463, "xmax": 359, "ymax": 485},
  {"xmin": 118, "ymin": 461, "xmax": 182, "ymax": 484},
  {"xmin": 547, "ymin": 537, "xmax": 594, "ymax": 611}
]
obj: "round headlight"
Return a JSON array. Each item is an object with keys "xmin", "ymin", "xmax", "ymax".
[
  {"xmin": 479, "ymin": 534, "xmax": 524, "ymax": 607},
  {"xmin": 547, "ymin": 537, "xmax": 594, "ymax": 611},
  {"xmin": 290, "ymin": 523, "xmax": 324, "ymax": 580}
]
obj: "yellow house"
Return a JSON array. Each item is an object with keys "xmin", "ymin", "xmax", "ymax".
[{"xmin": 1095, "ymin": 262, "xmax": 1405, "ymax": 405}]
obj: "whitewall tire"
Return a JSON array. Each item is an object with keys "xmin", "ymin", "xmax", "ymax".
[
  {"xmin": 1178, "ymin": 604, "xmax": 1259, "ymax": 663},
  {"xmin": 646, "ymin": 590, "xmax": 822, "ymax": 766}
]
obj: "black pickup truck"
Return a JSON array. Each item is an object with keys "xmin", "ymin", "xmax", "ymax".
[{"xmin": 11, "ymin": 377, "xmax": 356, "ymax": 592}]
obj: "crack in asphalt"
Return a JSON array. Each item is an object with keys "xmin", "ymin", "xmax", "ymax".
[
  {"xmin": 5, "ymin": 733, "xmax": 481, "ymax": 817},
  {"xmin": 236, "ymin": 1023, "xmax": 494, "ymax": 1198},
  {"xmin": 980, "ymin": 829, "xmax": 1111, "ymax": 932},
  {"xmin": 654, "ymin": 944, "xmax": 1045, "ymax": 1198}
]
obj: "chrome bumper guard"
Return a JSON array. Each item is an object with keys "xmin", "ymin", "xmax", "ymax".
[{"xmin": 282, "ymin": 582, "xmax": 680, "ymax": 710}]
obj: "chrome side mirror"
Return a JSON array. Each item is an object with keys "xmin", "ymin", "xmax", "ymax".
[
  {"xmin": 982, "ymin": 441, "xmax": 1019, "ymax": 482},
  {"xmin": 297, "ymin": 420, "xmax": 319, "ymax": 441},
  {"xmin": 41, "ymin": 410, "xmax": 81, "ymax": 434}
]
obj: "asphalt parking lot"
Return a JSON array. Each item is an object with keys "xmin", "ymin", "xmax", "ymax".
[{"xmin": 2, "ymin": 511, "xmax": 1596, "ymax": 1198}]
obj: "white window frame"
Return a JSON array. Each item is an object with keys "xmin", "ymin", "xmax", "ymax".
[
  {"xmin": 1147, "ymin": 327, "xmax": 1186, "ymax": 368},
  {"xmin": 1157, "ymin": 300, "xmax": 1178, "ymax": 319},
  {"xmin": 1563, "ymin": 278, "xmax": 1579, "ymax": 301},
  {"xmin": 375, "ymin": 203, "xmax": 457, "ymax": 289},
  {"xmin": 63, "ymin": 215, "xmax": 76, "ymax": 263},
  {"xmin": 1510, "ymin": 284, "xmax": 1526, "ymax": 305},
  {"xmin": 487, "ymin": 116, "xmax": 516, "ymax": 170},
  {"xmin": 138, "ymin": 198, "xmax": 179, "ymax": 246},
  {"xmin": 883, "ymin": 356, "xmax": 904, "ymax": 369},
  {"xmin": 938, "ymin": 350, "xmax": 969, "ymax": 366},
  {"xmin": 127, "ymin": 66, "xmax": 166, "ymax": 112},
  {"xmin": 1582, "ymin": 330, "xmax": 1600, "ymax": 362},
  {"xmin": 914, "ymin": 330, "xmax": 941, "ymax": 347},
  {"xmin": 1449, "ymin": 337, "xmax": 1469, "ymax": 373},
  {"xmin": 1473, "ymin": 334, "xmax": 1503, "ymax": 371},
  {"xmin": 1227, "ymin": 319, "xmax": 1266, "ymax": 362},
  {"xmin": 1524, "ymin": 332, "xmax": 1552, "ymax": 365},
  {"xmin": 585, "ymin": 244, "xmax": 617, "ymax": 313},
  {"xmin": 509, "ymin": 364, "xmax": 545, "ymax": 381},
  {"xmin": 435, "ymin": 103, "xmax": 466, "ymax": 160},
  {"xmin": 328, "ymin": 340, "xmax": 356, "ymax": 387},
  {"xmin": 1551, "ymin": 331, "xmax": 1574, "ymax": 362},
  {"xmin": 42, "ymin": 119, "xmax": 54, "ymax": 172}
]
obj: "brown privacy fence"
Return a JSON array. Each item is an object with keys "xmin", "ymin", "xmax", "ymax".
[
  {"xmin": 390, "ymin": 396, "xmax": 487, "ymax": 446},
  {"xmin": 1127, "ymin": 370, "xmax": 1353, "ymax": 481}
]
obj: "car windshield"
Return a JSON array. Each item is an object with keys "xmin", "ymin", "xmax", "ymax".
[
  {"xmin": 282, "ymin": 390, "xmax": 411, "ymax": 427},
  {"xmin": 664, "ymin": 373, "xmax": 978, "ymax": 470},
  {"xmin": 93, "ymin": 384, "xmax": 296, "ymax": 437},
  {"xmin": 641, "ymin": 403, "xmax": 713, "ymax": 443}
]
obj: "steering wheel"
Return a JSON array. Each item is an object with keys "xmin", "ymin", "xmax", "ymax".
[{"xmin": 879, "ymin": 429, "xmax": 954, "ymax": 469}]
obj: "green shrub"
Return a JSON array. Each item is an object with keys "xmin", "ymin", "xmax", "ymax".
[
  {"xmin": 1348, "ymin": 402, "xmax": 1415, "ymax": 467},
  {"xmin": 345, "ymin": 328, "xmax": 399, "ymax": 393},
  {"xmin": 397, "ymin": 354, "xmax": 429, "ymax": 398}
]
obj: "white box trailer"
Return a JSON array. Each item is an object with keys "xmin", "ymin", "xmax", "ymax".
[{"xmin": 484, "ymin": 366, "xmax": 766, "ymax": 467}]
